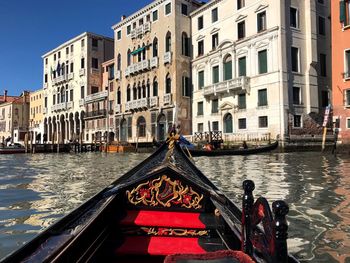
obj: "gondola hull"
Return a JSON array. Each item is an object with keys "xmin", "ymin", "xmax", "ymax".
[{"xmin": 1, "ymin": 139, "xmax": 298, "ymax": 263}]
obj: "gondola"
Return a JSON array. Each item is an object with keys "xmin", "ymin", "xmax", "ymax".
[
  {"xmin": 187, "ymin": 140, "xmax": 279, "ymax": 157},
  {"xmin": 0, "ymin": 144, "xmax": 25, "ymax": 154},
  {"xmin": 1, "ymin": 133, "xmax": 298, "ymax": 263}
]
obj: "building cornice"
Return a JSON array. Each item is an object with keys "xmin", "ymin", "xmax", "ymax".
[
  {"xmin": 190, "ymin": 0, "xmax": 223, "ymax": 18},
  {"xmin": 42, "ymin": 32, "xmax": 114, "ymax": 58},
  {"xmin": 112, "ymin": 0, "xmax": 202, "ymax": 30}
]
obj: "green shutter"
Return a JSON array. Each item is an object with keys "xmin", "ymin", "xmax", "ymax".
[
  {"xmin": 198, "ymin": 71, "xmax": 204, "ymax": 89},
  {"xmin": 239, "ymin": 57, "xmax": 246, "ymax": 76},
  {"xmin": 259, "ymin": 50, "xmax": 267, "ymax": 74},
  {"xmin": 346, "ymin": 51, "xmax": 350, "ymax": 73},
  {"xmin": 340, "ymin": 0, "xmax": 346, "ymax": 23},
  {"xmin": 213, "ymin": 66, "xmax": 219, "ymax": 84},
  {"xmin": 224, "ymin": 61, "xmax": 232, "ymax": 80}
]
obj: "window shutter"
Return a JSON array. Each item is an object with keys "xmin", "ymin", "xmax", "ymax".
[
  {"xmin": 224, "ymin": 61, "xmax": 232, "ymax": 80},
  {"xmin": 259, "ymin": 50, "xmax": 267, "ymax": 74},
  {"xmin": 340, "ymin": 0, "xmax": 346, "ymax": 23},
  {"xmin": 239, "ymin": 57, "xmax": 246, "ymax": 76}
]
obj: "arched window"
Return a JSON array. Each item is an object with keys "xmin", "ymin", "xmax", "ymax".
[
  {"xmin": 61, "ymin": 63, "xmax": 65, "ymax": 76},
  {"xmin": 117, "ymin": 53, "xmax": 121, "ymax": 70},
  {"xmin": 165, "ymin": 74, "xmax": 171, "ymax": 94},
  {"xmin": 223, "ymin": 113, "xmax": 233, "ymax": 133},
  {"xmin": 133, "ymin": 85, "xmax": 137, "ymax": 100},
  {"xmin": 137, "ymin": 45, "xmax": 142, "ymax": 62},
  {"xmin": 182, "ymin": 75, "xmax": 190, "ymax": 97},
  {"xmin": 153, "ymin": 37, "xmax": 158, "ymax": 57},
  {"xmin": 60, "ymin": 86, "xmax": 65, "ymax": 103},
  {"xmin": 120, "ymin": 119, "xmax": 127, "ymax": 141},
  {"xmin": 127, "ymin": 49, "xmax": 131, "ymax": 66},
  {"xmin": 223, "ymin": 54, "xmax": 233, "ymax": 81},
  {"xmin": 127, "ymin": 85, "xmax": 131, "ymax": 101},
  {"xmin": 147, "ymin": 80, "xmax": 150, "ymax": 98},
  {"xmin": 153, "ymin": 78, "xmax": 158, "ymax": 96},
  {"xmin": 142, "ymin": 81, "xmax": 146, "ymax": 98},
  {"xmin": 137, "ymin": 116, "xmax": 146, "ymax": 137},
  {"xmin": 165, "ymin": 32, "xmax": 171, "ymax": 52},
  {"xmin": 137, "ymin": 84, "xmax": 142, "ymax": 99},
  {"xmin": 117, "ymin": 87, "xmax": 121, "ymax": 104},
  {"xmin": 142, "ymin": 43, "xmax": 146, "ymax": 60},
  {"xmin": 182, "ymin": 32, "xmax": 190, "ymax": 56}
]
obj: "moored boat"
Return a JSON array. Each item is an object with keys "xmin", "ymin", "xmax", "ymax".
[
  {"xmin": 0, "ymin": 144, "xmax": 25, "ymax": 154},
  {"xmin": 0, "ymin": 134, "xmax": 298, "ymax": 263}
]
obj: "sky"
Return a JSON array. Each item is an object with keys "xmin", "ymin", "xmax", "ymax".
[{"xmin": 0, "ymin": 0, "xmax": 152, "ymax": 96}]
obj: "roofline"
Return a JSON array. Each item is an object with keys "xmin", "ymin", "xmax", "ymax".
[
  {"xmin": 112, "ymin": 0, "xmax": 203, "ymax": 30},
  {"xmin": 102, "ymin": 58, "xmax": 115, "ymax": 66},
  {"xmin": 190, "ymin": 0, "xmax": 222, "ymax": 17},
  {"xmin": 42, "ymin": 32, "xmax": 114, "ymax": 58},
  {"xmin": 29, "ymin": 88, "xmax": 43, "ymax": 95}
]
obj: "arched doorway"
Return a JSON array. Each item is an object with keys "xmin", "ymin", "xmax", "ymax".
[
  {"xmin": 60, "ymin": 114, "xmax": 65, "ymax": 143},
  {"xmin": 157, "ymin": 114, "xmax": 166, "ymax": 141},
  {"xmin": 120, "ymin": 119, "xmax": 127, "ymax": 142},
  {"xmin": 223, "ymin": 113, "xmax": 233, "ymax": 133},
  {"xmin": 137, "ymin": 116, "xmax": 146, "ymax": 137}
]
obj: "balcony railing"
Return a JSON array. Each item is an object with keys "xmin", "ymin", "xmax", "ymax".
[
  {"xmin": 67, "ymin": 101, "xmax": 74, "ymax": 109},
  {"xmin": 163, "ymin": 52, "xmax": 172, "ymax": 64},
  {"xmin": 150, "ymin": 57, "xmax": 159, "ymax": 68},
  {"xmin": 163, "ymin": 94, "xmax": 172, "ymax": 105},
  {"xmin": 130, "ymin": 22, "xmax": 151, "ymax": 39},
  {"xmin": 79, "ymin": 68, "xmax": 86, "ymax": 76},
  {"xmin": 203, "ymin": 77, "xmax": 251, "ymax": 97},
  {"xmin": 79, "ymin": 99, "xmax": 85, "ymax": 107},
  {"xmin": 43, "ymin": 108, "xmax": 48, "ymax": 114},
  {"xmin": 51, "ymin": 102, "xmax": 67, "ymax": 112},
  {"xmin": 115, "ymin": 104, "xmax": 121, "ymax": 113},
  {"xmin": 125, "ymin": 98, "xmax": 149, "ymax": 111},
  {"xmin": 126, "ymin": 59, "xmax": 150, "ymax": 76},
  {"xmin": 149, "ymin": 96, "xmax": 159, "ymax": 107},
  {"xmin": 115, "ymin": 70, "xmax": 121, "ymax": 80},
  {"xmin": 85, "ymin": 109, "xmax": 107, "ymax": 119},
  {"xmin": 44, "ymin": 83, "xmax": 48, "ymax": 89},
  {"xmin": 67, "ymin": 73, "xmax": 74, "ymax": 80},
  {"xmin": 85, "ymin": 90, "xmax": 108, "ymax": 103}
]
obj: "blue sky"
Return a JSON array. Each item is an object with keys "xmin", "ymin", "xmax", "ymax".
[{"xmin": 0, "ymin": 0, "xmax": 152, "ymax": 96}]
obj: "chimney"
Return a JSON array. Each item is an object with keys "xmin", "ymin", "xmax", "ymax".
[
  {"xmin": 4, "ymin": 90, "xmax": 7, "ymax": 102},
  {"xmin": 121, "ymin": 15, "xmax": 126, "ymax": 21}
]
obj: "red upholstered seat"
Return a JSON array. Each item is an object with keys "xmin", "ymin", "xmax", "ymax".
[{"xmin": 164, "ymin": 250, "xmax": 255, "ymax": 263}]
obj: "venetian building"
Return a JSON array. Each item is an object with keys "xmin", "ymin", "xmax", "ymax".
[
  {"xmin": 84, "ymin": 59, "xmax": 115, "ymax": 143},
  {"xmin": 112, "ymin": 0, "xmax": 202, "ymax": 143},
  {"xmin": 332, "ymin": 0, "xmax": 350, "ymax": 144},
  {"xmin": 0, "ymin": 90, "xmax": 30, "ymax": 143},
  {"xmin": 191, "ymin": 0, "xmax": 331, "ymax": 140},
  {"xmin": 42, "ymin": 32, "xmax": 114, "ymax": 143},
  {"xmin": 29, "ymin": 89, "xmax": 44, "ymax": 143}
]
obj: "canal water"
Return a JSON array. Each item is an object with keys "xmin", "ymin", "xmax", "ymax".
[{"xmin": 0, "ymin": 151, "xmax": 349, "ymax": 262}]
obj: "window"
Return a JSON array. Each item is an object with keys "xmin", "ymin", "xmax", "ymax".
[
  {"xmin": 81, "ymin": 39, "xmax": 85, "ymax": 48},
  {"xmin": 54, "ymin": 54, "xmax": 56, "ymax": 61},
  {"xmin": 291, "ymin": 47, "xmax": 299, "ymax": 72},
  {"xmin": 165, "ymin": 32, "xmax": 171, "ymax": 52},
  {"xmin": 182, "ymin": 33, "xmax": 190, "ymax": 56},
  {"xmin": 166, "ymin": 74, "xmax": 171, "ymax": 93},
  {"xmin": 127, "ymin": 117, "xmax": 132, "ymax": 138},
  {"xmin": 237, "ymin": 0, "xmax": 245, "ymax": 9},
  {"xmin": 238, "ymin": 56, "xmax": 246, "ymax": 76},
  {"xmin": 293, "ymin": 115, "xmax": 302, "ymax": 128},
  {"xmin": 153, "ymin": 79, "xmax": 158, "ymax": 96},
  {"xmin": 117, "ymin": 54, "xmax": 121, "ymax": 71},
  {"xmin": 45, "ymin": 97, "xmax": 48, "ymax": 108},
  {"xmin": 257, "ymin": 11, "xmax": 266, "ymax": 32},
  {"xmin": 344, "ymin": 50, "xmax": 350, "ymax": 79},
  {"xmin": 198, "ymin": 71, "xmax": 204, "ymax": 90},
  {"xmin": 81, "ymin": 58, "xmax": 85, "ymax": 69},
  {"xmin": 70, "ymin": 89, "xmax": 73, "ymax": 101},
  {"xmin": 58, "ymin": 52, "xmax": 61, "ymax": 59},
  {"xmin": 127, "ymin": 25, "xmax": 131, "ymax": 35},
  {"xmin": 238, "ymin": 118, "xmax": 246, "ymax": 129},
  {"xmin": 198, "ymin": 123, "xmax": 204, "ymax": 132},
  {"xmin": 223, "ymin": 113, "xmax": 233, "ymax": 133},
  {"xmin": 223, "ymin": 55, "xmax": 232, "ymax": 80},
  {"xmin": 320, "ymin": 53, "xmax": 327, "ymax": 77},
  {"xmin": 318, "ymin": 0, "xmax": 324, "ymax": 4},
  {"xmin": 340, "ymin": 0, "xmax": 350, "ymax": 26},
  {"xmin": 290, "ymin": 7, "xmax": 298, "ymax": 28},
  {"xmin": 347, "ymin": 118, "xmax": 350, "ymax": 129},
  {"xmin": 212, "ymin": 8, "xmax": 218, "ymax": 23},
  {"xmin": 70, "ymin": 62, "xmax": 74, "ymax": 73},
  {"xmin": 198, "ymin": 40, "xmax": 204, "ymax": 56},
  {"xmin": 153, "ymin": 10, "xmax": 158, "ymax": 21},
  {"xmin": 92, "ymin": 38, "xmax": 98, "ymax": 48},
  {"xmin": 81, "ymin": 86, "xmax": 85, "ymax": 99},
  {"xmin": 127, "ymin": 86, "xmax": 131, "ymax": 101},
  {"xmin": 139, "ymin": 18, "xmax": 143, "ymax": 26},
  {"xmin": 293, "ymin": 86, "xmax": 301, "ymax": 104},
  {"xmin": 66, "ymin": 47, "xmax": 69, "ymax": 55},
  {"xmin": 153, "ymin": 38, "xmax": 158, "ymax": 57},
  {"xmin": 346, "ymin": 90, "xmax": 350, "ymax": 106},
  {"xmin": 212, "ymin": 99, "xmax": 218, "ymax": 113},
  {"xmin": 165, "ymin": 3, "xmax": 171, "ymax": 15},
  {"xmin": 181, "ymin": 4, "xmax": 188, "ymax": 15},
  {"xmin": 71, "ymin": 44, "xmax": 74, "ymax": 53},
  {"xmin": 238, "ymin": 93, "xmax": 246, "ymax": 109},
  {"xmin": 258, "ymin": 88, "xmax": 268, "ymax": 106},
  {"xmin": 212, "ymin": 121, "xmax": 219, "ymax": 131},
  {"xmin": 53, "ymin": 94, "xmax": 56, "ymax": 105},
  {"xmin": 212, "ymin": 33, "xmax": 219, "ymax": 50},
  {"xmin": 45, "ymin": 58, "xmax": 48, "ymax": 65},
  {"xmin": 182, "ymin": 76, "xmax": 191, "ymax": 97},
  {"xmin": 44, "ymin": 74, "xmax": 48, "ymax": 83},
  {"xmin": 197, "ymin": 102, "xmax": 203, "ymax": 116},
  {"xmin": 212, "ymin": 66, "xmax": 219, "ymax": 84},
  {"xmin": 198, "ymin": 16, "xmax": 204, "ymax": 30},
  {"xmin": 258, "ymin": 50, "xmax": 268, "ymax": 74},
  {"xmin": 259, "ymin": 116, "xmax": 268, "ymax": 128},
  {"xmin": 238, "ymin": 21, "xmax": 245, "ymax": 40},
  {"xmin": 117, "ymin": 30, "xmax": 122, "ymax": 40},
  {"xmin": 321, "ymin": 90, "xmax": 329, "ymax": 107},
  {"xmin": 92, "ymin": 58, "xmax": 98, "ymax": 69},
  {"xmin": 318, "ymin": 16, "xmax": 326, "ymax": 35},
  {"xmin": 137, "ymin": 116, "xmax": 146, "ymax": 137}
]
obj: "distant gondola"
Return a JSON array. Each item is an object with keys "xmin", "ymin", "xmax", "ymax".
[{"xmin": 1, "ymin": 133, "xmax": 298, "ymax": 263}]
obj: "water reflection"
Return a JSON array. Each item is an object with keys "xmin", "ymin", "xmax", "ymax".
[{"xmin": 0, "ymin": 151, "xmax": 349, "ymax": 262}]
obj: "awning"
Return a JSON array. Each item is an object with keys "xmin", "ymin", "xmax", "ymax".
[{"xmin": 130, "ymin": 46, "xmax": 146, "ymax": 56}]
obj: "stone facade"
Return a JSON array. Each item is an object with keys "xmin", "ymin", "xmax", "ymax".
[{"xmin": 29, "ymin": 88, "xmax": 44, "ymax": 143}]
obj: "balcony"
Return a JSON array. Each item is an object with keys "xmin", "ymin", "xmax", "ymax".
[
  {"xmin": 67, "ymin": 73, "xmax": 74, "ymax": 80},
  {"xmin": 144, "ymin": 22, "xmax": 151, "ymax": 33},
  {"xmin": 44, "ymin": 83, "xmax": 48, "ymax": 89},
  {"xmin": 125, "ymin": 67, "xmax": 130, "ymax": 77},
  {"xmin": 52, "ymin": 102, "xmax": 67, "ymax": 112},
  {"xmin": 163, "ymin": 94, "xmax": 172, "ymax": 105},
  {"xmin": 131, "ymin": 30, "xmax": 137, "ymax": 39},
  {"xmin": 343, "ymin": 71, "xmax": 350, "ymax": 80},
  {"xmin": 150, "ymin": 57, "xmax": 159, "ymax": 68},
  {"xmin": 126, "ymin": 98, "xmax": 149, "ymax": 111},
  {"xmin": 131, "ymin": 23, "xmax": 151, "ymax": 39},
  {"xmin": 67, "ymin": 101, "xmax": 74, "ymax": 109},
  {"xmin": 163, "ymin": 52, "xmax": 172, "ymax": 64},
  {"xmin": 79, "ymin": 68, "xmax": 86, "ymax": 76},
  {"xmin": 115, "ymin": 104, "xmax": 121, "ymax": 113},
  {"xmin": 127, "ymin": 60, "xmax": 150, "ymax": 76},
  {"xmin": 115, "ymin": 70, "xmax": 121, "ymax": 80},
  {"xmin": 149, "ymin": 96, "xmax": 159, "ymax": 108},
  {"xmin": 85, "ymin": 90, "xmax": 108, "ymax": 103},
  {"xmin": 203, "ymin": 77, "xmax": 251, "ymax": 97},
  {"xmin": 43, "ymin": 108, "xmax": 48, "ymax": 114},
  {"xmin": 85, "ymin": 109, "xmax": 107, "ymax": 119},
  {"xmin": 79, "ymin": 99, "xmax": 85, "ymax": 107}
]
